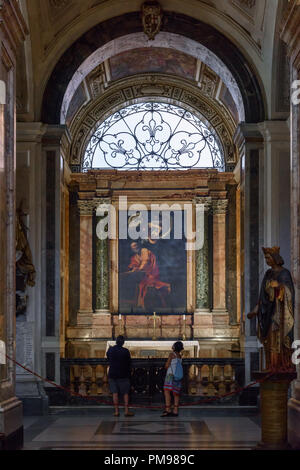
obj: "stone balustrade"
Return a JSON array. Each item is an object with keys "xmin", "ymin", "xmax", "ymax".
[{"xmin": 49, "ymin": 358, "xmax": 246, "ymax": 406}]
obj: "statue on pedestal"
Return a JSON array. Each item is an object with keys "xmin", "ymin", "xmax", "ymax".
[{"xmin": 248, "ymin": 247, "xmax": 295, "ymax": 372}]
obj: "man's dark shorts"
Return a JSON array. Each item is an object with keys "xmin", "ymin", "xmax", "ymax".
[{"xmin": 109, "ymin": 378, "xmax": 131, "ymax": 395}]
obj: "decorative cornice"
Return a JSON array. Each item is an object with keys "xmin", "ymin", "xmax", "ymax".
[{"xmin": 212, "ymin": 199, "xmax": 228, "ymax": 215}]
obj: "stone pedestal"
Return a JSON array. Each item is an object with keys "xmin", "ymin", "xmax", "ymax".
[{"xmin": 253, "ymin": 371, "xmax": 297, "ymax": 450}]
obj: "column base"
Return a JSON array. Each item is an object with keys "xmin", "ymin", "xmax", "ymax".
[
  {"xmin": 94, "ymin": 310, "xmax": 111, "ymax": 315},
  {"xmin": 194, "ymin": 309, "xmax": 211, "ymax": 315},
  {"xmin": 0, "ymin": 397, "xmax": 23, "ymax": 450},
  {"xmin": 16, "ymin": 380, "xmax": 49, "ymax": 416},
  {"xmin": 77, "ymin": 311, "xmax": 94, "ymax": 326}
]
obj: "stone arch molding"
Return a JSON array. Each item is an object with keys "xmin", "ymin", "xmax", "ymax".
[
  {"xmin": 61, "ymin": 32, "xmax": 245, "ymax": 125},
  {"xmin": 67, "ymin": 74, "xmax": 237, "ymax": 173}
]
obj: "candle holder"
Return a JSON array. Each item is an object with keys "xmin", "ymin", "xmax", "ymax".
[{"xmin": 152, "ymin": 312, "xmax": 157, "ymax": 341}]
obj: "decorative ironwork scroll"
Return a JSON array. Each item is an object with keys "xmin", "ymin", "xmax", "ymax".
[{"xmin": 83, "ymin": 102, "xmax": 225, "ymax": 171}]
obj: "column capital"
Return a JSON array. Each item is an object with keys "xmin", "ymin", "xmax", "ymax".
[
  {"xmin": 78, "ymin": 199, "xmax": 97, "ymax": 216},
  {"xmin": 212, "ymin": 199, "xmax": 228, "ymax": 215},
  {"xmin": 194, "ymin": 196, "xmax": 212, "ymax": 212},
  {"xmin": 95, "ymin": 197, "xmax": 112, "ymax": 216},
  {"xmin": 258, "ymin": 120, "xmax": 290, "ymax": 142},
  {"xmin": 17, "ymin": 122, "xmax": 47, "ymax": 143}
]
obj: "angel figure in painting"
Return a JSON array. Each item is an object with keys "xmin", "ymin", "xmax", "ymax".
[{"xmin": 248, "ymin": 247, "xmax": 295, "ymax": 372}]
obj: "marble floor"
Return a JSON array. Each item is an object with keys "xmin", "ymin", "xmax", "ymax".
[{"xmin": 23, "ymin": 408, "xmax": 261, "ymax": 450}]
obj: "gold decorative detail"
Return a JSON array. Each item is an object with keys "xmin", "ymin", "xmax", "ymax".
[{"xmin": 142, "ymin": 1, "xmax": 163, "ymax": 41}]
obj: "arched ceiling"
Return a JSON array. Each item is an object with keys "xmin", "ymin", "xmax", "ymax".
[
  {"xmin": 61, "ymin": 38, "xmax": 243, "ymax": 126},
  {"xmin": 41, "ymin": 11, "xmax": 266, "ymax": 124},
  {"xmin": 17, "ymin": 0, "xmax": 288, "ymax": 122}
]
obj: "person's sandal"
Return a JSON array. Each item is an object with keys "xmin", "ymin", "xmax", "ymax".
[
  {"xmin": 124, "ymin": 411, "xmax": 135, "ymax": 417},
  {"xmin": 113, "ymin": 411, "xmax": 120, "ymax": 417},
  {"xmin": 171, "ymin": 408, "xmax": 179, "ymax": 417},
  {"xmin": 161, "ymin": 410, "xmax": 172, "ymax": 417}
]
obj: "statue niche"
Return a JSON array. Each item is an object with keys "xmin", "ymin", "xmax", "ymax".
[
  {"xmin": 248, "ymin": 247, "xmax": 295, "ymax": 372},
  {"xmin": 16, "ymin": 205, "xmax": 36, "ymax": 316}
]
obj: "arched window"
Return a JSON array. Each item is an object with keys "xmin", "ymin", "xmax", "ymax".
[{"xmin": 83, "ymin": 102, "xmax": 225, "ymax": 171}]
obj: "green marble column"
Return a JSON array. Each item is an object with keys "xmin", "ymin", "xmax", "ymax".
[
  {"xmin": 195, "ymin": 198, "xmax": 211, "ymax": 312},
  {"xmin": 95, "ymin": 204, "xmax": 110, "ymax": 313}
]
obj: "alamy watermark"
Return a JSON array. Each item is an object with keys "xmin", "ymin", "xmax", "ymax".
[
  {"xmin": 292, "ymin": 80, "xmax": 300, "ymax": 106},
  {"xmin": 96, "ymin": 196, "xmax": 205, "ymax": 251},
  {"xmin": 292, "ymin": 341, "xmax": 300, "ymax": 366}
]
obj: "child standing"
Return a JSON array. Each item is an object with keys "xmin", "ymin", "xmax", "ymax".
[{"xmin": 162, "ymin": 341, "xmax": 184, "ymax": 417}]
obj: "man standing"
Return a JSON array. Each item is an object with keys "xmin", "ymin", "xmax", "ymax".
[{"xmin": 107, "ymin": 336, "xmax": 134, "ymax": 417}]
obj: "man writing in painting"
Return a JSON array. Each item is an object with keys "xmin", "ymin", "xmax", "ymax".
[{"xmin": 128, "ymin": 242, "xmax": 171, "ymax": 310}]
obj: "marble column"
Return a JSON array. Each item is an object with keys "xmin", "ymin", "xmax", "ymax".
[
  {"xmin": 0, "ymin": 0, "xmax": 27, "ymax": 449},
  {"xmin": 281, "ymin": 0, "xmax": 300, "ymax": 449},
  {"xmin": 95, "ymin": 199, "xmax": 110, "ymax": 315},
  {"xmin": 195, "ymin": 197, "xmax": 212, "ymax": 313},
  {"xmin": 258, "ymin": 121, "xmax": 291, "ymax": 267},
  {"xmin": 234, "ymin": 124, "xmax": 263, "ymax": 384},
  {"xmin": 77, "ymin": 200, "xmax": 95, "ymax": 325},
  {"xmin": 212, "ymin": 200, "xmax": 228, "ymax": 314},
  {"xmin": 16, "ymin": 123, "xmax": 49, "ymax": 416},
  {"xmin": 41, "ymin": 126, "xmax": 66, "ymax": 388}
]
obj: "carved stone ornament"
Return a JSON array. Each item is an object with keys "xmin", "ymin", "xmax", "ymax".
[
  {"xmin": 195, "ymin": 197, "xmax": 213, "ymax": 212},
  {"xmin": 142, "ymin": 1, "xmax": 163, "ymax": 41},
  {"xmin": 77, "ymin": 199, "xmax": 97, "ymax": 216},
  {"xmin": 212, "ymin": 200, "xmax": 229, "ymax": 215},
  {"xmin": 237, "ymin": 0, "xmax": 256, "ymax": 8}
]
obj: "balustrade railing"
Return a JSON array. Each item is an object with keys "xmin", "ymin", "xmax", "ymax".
[{"xmin": 56, "ymin": 358, "xmax": 245, "ymax": 406}]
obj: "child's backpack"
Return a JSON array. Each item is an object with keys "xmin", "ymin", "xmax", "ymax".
[{"xmin": 173, "ymin": 358, "xmax": 183, "ymax": 381}]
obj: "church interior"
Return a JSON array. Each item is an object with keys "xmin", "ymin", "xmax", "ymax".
[{"xmin": 0, "ymin": 0, "xmax": 300, "ymax": 451}]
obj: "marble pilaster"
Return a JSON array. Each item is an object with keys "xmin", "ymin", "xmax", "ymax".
[
  {"xmin": 77, "ymin": 200, "xmax": 95, "ymax": 324},
  {"xmin": 41, "ymin": 125, "xmax": 66, "ymax": 388},
  {"xmin": 16, "ymin": 123, "xmax": 49, "ymax": 415},
  {"xmin": 258, "ymin": 121, "xmax": 291, "ymax": 267},
  {"xmin": 212, "ymin": 199, "xmax": 228, "ymax": 314},
  {"xmin": 0, "ymin": 0, "xmax": 27, "ymax": 448},
  {"xmin": 234, "ymin": 123, "xmax": 263, "ymax": 384},
  {"xmin": 281, "ymin": 0, "xmax": 300, "ymax": 449}
]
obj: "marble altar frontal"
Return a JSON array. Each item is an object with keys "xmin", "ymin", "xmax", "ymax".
[{"xmin": 106, "ymin": 341, "xmax": 200, "ymax": 358}]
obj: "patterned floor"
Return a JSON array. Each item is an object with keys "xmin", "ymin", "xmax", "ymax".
[{"xmin": 23, "ymin": 408, "xmax": 261, "ymax": 450}]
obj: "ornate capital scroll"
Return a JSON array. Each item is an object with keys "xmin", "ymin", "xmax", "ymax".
[
  {"xmin": 212, "ymin": 200, "xmax": 228, "ymax": 215},
  {"xmin": 195, "ymin": 197, "xmax": 212, "ymax": 212},
  {"xmin": 77, "ymin": 200, "xmax": 97, "ymax": 216}
]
